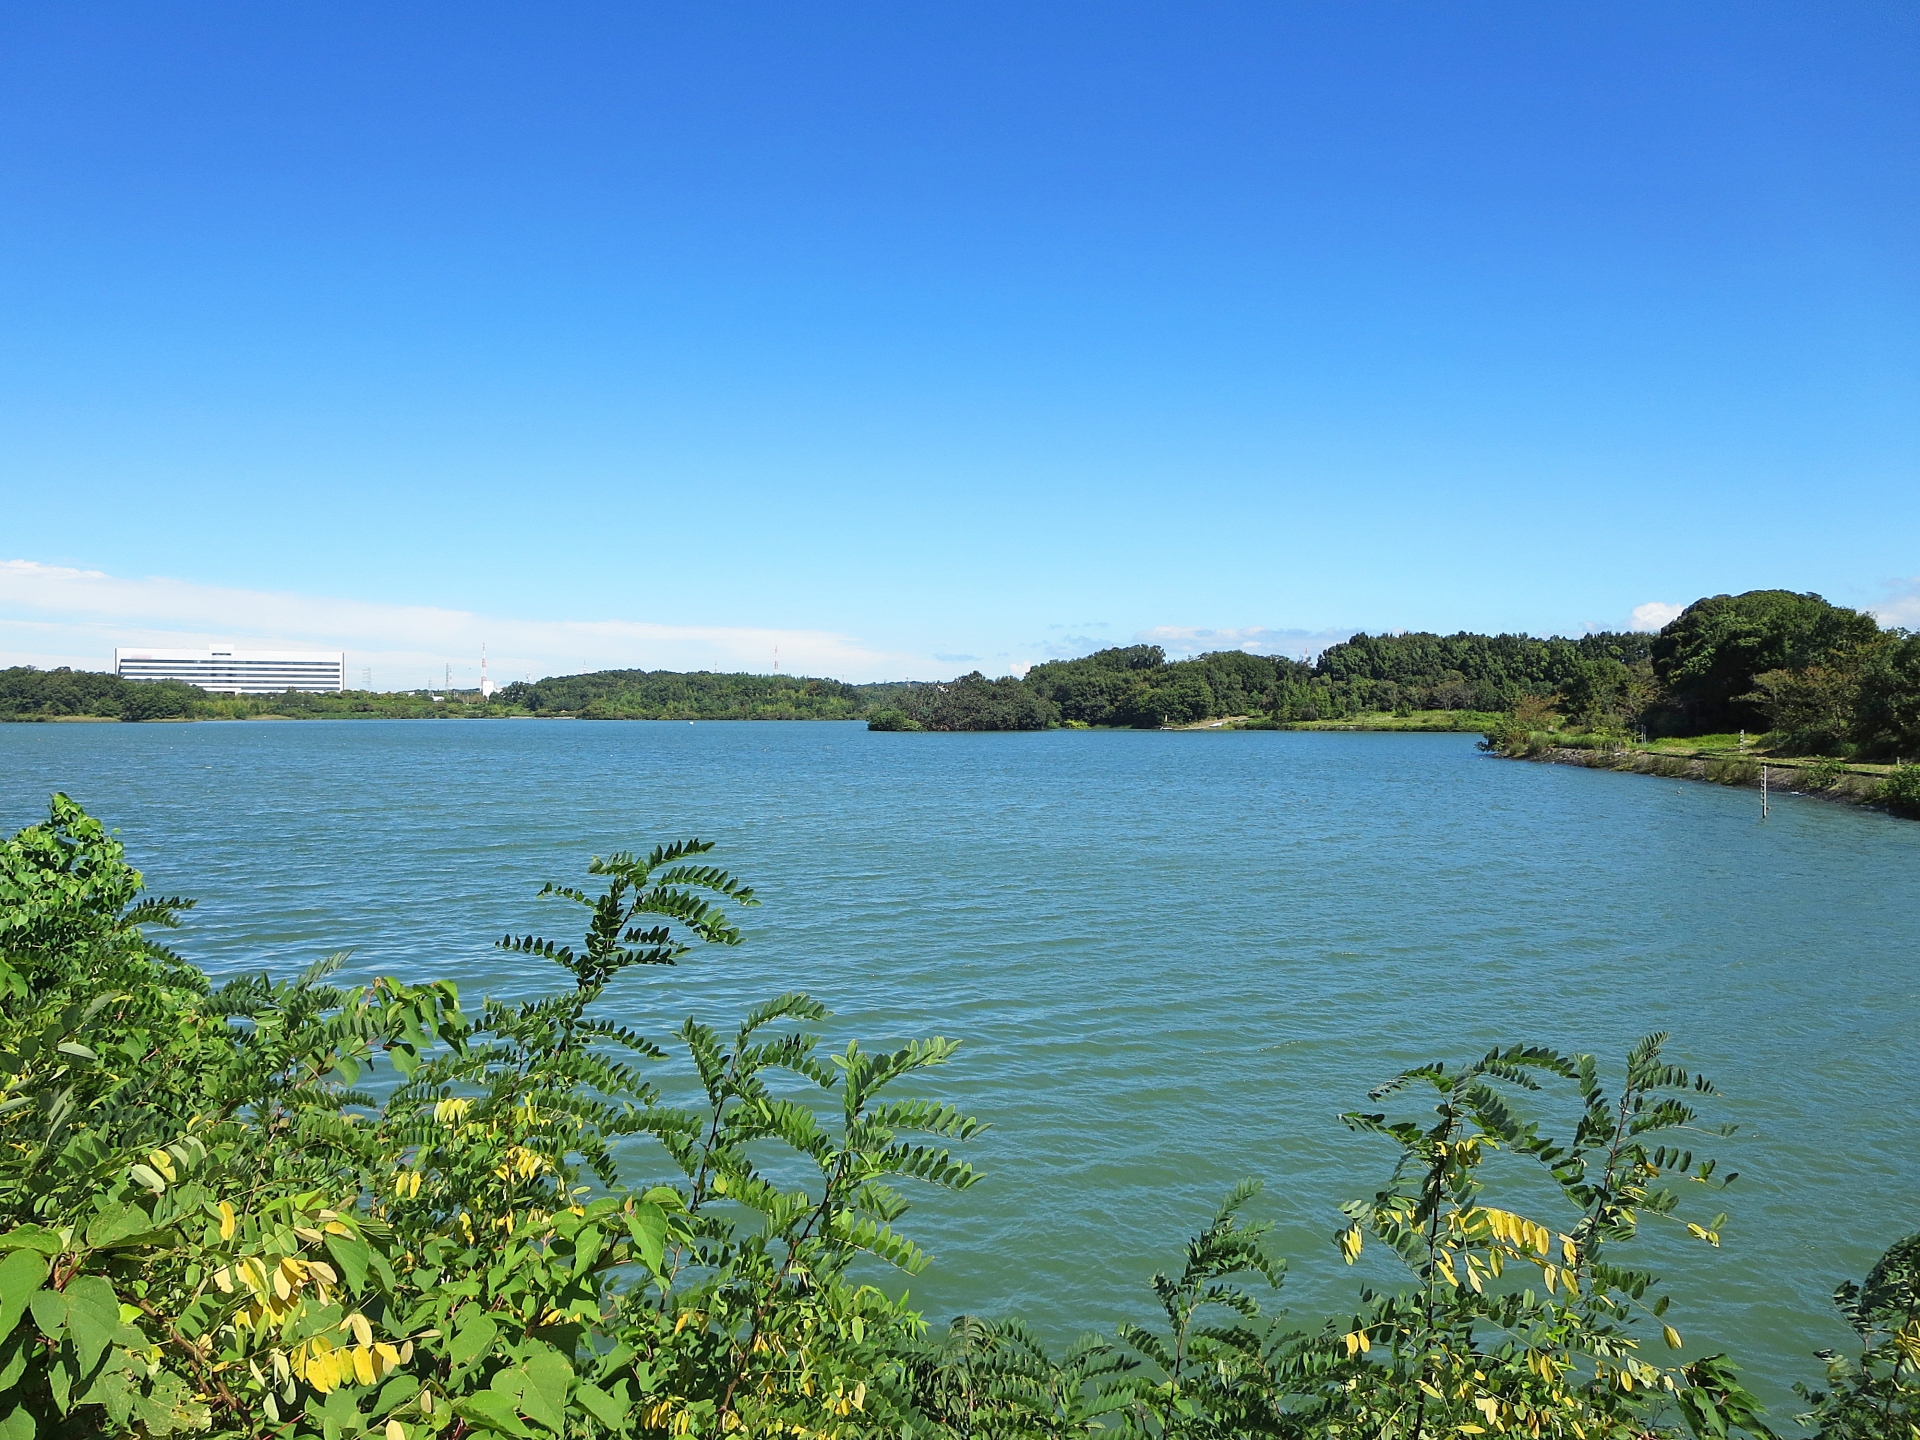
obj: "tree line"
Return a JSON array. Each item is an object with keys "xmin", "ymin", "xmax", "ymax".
[
  {"xmin": 878, "ymin": 590, "xmax": 1920, "ymax": 758},
  {"xmin": 0, "ymin": 670, "xmax": 887, "ymax": 724},
  {"xmin": 7, "ymin": 588, "xmax": 1917, "ymax": 758},
  {"xmin": 0, "ymin": 796, "xmax": 1909, "ymax": 1438},
  {"xmin": 1480, "ymin": 589, "xmax": 1920, "ymax": 761}
]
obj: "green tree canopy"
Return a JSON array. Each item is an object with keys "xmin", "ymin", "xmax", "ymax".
[{"xmin": 1649, "ymin": 591, "xmax": 1880, "ymax": 734}]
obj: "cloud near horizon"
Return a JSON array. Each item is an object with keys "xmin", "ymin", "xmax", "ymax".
[
  {"xmin": 1136, "ymin": 624, "xmax": 1356, "ymax": 661},
  {"xmin": 1628, "ymin": 601, "xmax": 1685, "ymax": 633},
  {"xmin": 0, "ymin": 560, "xmax": 926, "ymax": 686},
  {"xmin": 1870, "ymin": 577, "xmax": 1920, "ymax": 629}
]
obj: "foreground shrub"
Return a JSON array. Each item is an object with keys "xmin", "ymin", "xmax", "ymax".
[
  {"xmin": 0, "ymin": 796, "xmax": 975, "ymax": 1438},
  {"xmin": 1795, "ymin": 1232, "xmax": 1920, "ymax": 1437}
]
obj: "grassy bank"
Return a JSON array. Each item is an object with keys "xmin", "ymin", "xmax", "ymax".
[
  {"xmin": 1492, "ymin": 729, "xmax": 1919, "ymax": 816},
  {"xmin": 1243, "ymin": 708, "xmax": 1501, "ymax": 732}
]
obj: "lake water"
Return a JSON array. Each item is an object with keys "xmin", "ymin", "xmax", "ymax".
[{"xmin": 2, "ymin": 719, "xmax": 1915, "ymax": 1410}]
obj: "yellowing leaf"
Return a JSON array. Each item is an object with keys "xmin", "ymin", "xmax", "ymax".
[
  {"xmin": 217, "ymin": 1201, "xmax": 236, "ymax": 1241},
  {"xmin": 1664, "ymin": 1325, "xmax": 1684, "ymax": 1350}
]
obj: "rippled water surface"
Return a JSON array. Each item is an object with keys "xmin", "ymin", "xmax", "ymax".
[{"xmin": 3, "ymin": 719, "xmax": 1916, "ymax": 1405}]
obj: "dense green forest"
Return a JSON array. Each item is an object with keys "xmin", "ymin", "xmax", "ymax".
[
  {"xmin": 1, "ymin": 795, "xmax": 1912, "ymax": 1438},
  {"xmin": 0, "ymin": 669, "xmax": 899, "ymax": 725},
  {"xmin": 0, "ymin": 669, "xmax": 453, "ymax": 722},
  {"xmin": 8, "ymin": 589, "xmax": 1918, "ymax": 759},
  {"xmin": 868, "ymin": 636, "xmax": 1654, "ymax": 733},
  {"xmin": 881, "ymin": 590, "xmax": 1920, "ymax": 760},
  {"xmin": 495, "ymin": 670, "xmax": 883, "ymax": 720},
  {"xmin": 1479, "ymin": 590, "xmax": 1920, "ymax": 761}
]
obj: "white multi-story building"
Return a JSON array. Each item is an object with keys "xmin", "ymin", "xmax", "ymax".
[{"xmin": 113, "ymin": 648, "xmax": 346, "ymax": 695}]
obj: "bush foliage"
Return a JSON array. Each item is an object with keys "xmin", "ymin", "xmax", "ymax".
[{"xmin": 2, "ymin": 796, "xmax": 1913, "ymax": 1437}]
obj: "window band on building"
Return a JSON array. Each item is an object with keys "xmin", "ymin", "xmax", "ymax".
[{"xmin": 113, "ymin": 649, "xmax": 347, "ymax": 695}]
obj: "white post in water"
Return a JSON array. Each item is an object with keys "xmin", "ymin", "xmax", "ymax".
[{"xmin": 1762, "ymin": 764, "xmax": 1769, "ymax": 820}]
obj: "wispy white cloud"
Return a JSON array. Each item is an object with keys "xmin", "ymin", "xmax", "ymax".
[
  {"xmin": 1030, "ymin": 633, "xmax": 1114, "ymax": 660},
  {"xmin": 1870, "ymin": 577, "xmax": 1920, "ymax": 629},
  {"xmin": 0, "ymin": 559, "xmax": 923, "ymax": 685},
  {"xmin": 1628, "ymin": 601, "xmax": 1684, "ymax": 633},
  {"xmin": 1136, "ymin": 624, "xmax": 1355, "ymax": 661}
]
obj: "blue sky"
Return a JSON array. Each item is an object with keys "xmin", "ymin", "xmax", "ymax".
[{"xmin": 3, "ymin": 3, "xmax": 1916, "ymax": 684}]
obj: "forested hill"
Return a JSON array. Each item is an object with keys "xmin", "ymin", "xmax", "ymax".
[
  {"xmin": 0, "ymin": 666, "xmax": 910, "ymax": 723},
  {"xmin": 872, "ymin": 590, "xmax": 1920, "ymax": 758},
  {"xmin": 494, "ymin": 669, "xmax": 901, "ymax": 719},
  {"xmin": 871, "ymin": 630, "xmax": 1650, "ymax": 732}
]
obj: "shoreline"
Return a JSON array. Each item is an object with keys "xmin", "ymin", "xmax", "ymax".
[{"xmin": 1507, "ymin": 744, "xmax": 1903, "ymax": 816}]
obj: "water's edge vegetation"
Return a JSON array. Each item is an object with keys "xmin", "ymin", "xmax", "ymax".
[
  {"xmin": 0, "ymin": 795, "xmax": 1914, "ymax": 1439},
  {"xmin": 1500, "ymin": 741, "xmax": 1917, "ymax": 819}
]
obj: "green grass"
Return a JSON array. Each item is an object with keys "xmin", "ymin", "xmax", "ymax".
[
  {"xmin": 1274, "ymin": 709, "xmax": 1499, "ymax": 732},
  {"xmin": 1644, "ymin": 732, "xmax": 1751, "ymax": 753}
]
